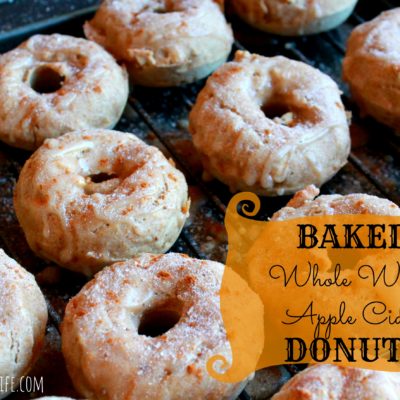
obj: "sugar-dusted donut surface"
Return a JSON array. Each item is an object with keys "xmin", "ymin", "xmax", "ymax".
[
  {"xmin": 84, "ymin": 0, "xmax": 233, "ymax": 87},
  {"xmin": 272, "ymin": 185, "xmax": 400, "ymax": 220},
  {"xmin": 189, "ymin": 51, "xmax": 350, "ymax": 196},
  {"xmin": 61, "ymin": 253, "xmax": 247, "ymax": 399},
  {"xmin": 14, "ymin": 130, "xmax": 190, "ymax": 276},
  {"xmin": 0, "ymin": 34, "xmax": 128, "ymax": 150},
  {"xmin": 272, "ymin": 365, "xmax": 400, "ymax": 399},
  {"xmin": 343, "ymin": 9, "xmax": 400, "ymax": 131},
  {"xmin": 0, "ymin": 249, "xmax": 48, "ymax": 399},
  {"xmin": 231, "ymin": 0, "xmax": 358, "ymax": 35}
]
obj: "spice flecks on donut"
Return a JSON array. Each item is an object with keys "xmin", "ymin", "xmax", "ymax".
[
  {"xmin": 84, "ymin": 0, "xmax": 234, "ymax": 87},
  {"xmin": 0, "ymin": 249, "xmax": 47, "ymax": 399},
  {"xmin": 271, "ymin": 364, "xmax": 400, "ymax": 399},
  {"xmin": 231, "ymin": 0, "xmax": 358, "ymax": 35},
  {"xmin": 343, "ymin": 9, "xmax": 400, "ymax": 131},
  {"xmin": 189, "ymin": 51, "xmax": 351, "ymax": 196},
  {"xmin": 61, "ymin": 253, "xmax": 248, "ymax": 400},
  {"xmin": 14, "ymin": 130, "xmax": 190, "ymax": 276},
  {"xmin": 271, "ymin": 185, "xmax": 400, "ymax": 220},
  {"xmin": 0, "ymin": 34, "xmax": 128, "ymax": 150}
]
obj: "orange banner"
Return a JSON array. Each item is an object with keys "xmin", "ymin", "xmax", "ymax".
[{"xmin": 208, "ymin": 193, "xmax": 400, "ymax": 383}]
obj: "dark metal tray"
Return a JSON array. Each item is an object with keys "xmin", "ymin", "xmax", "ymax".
[{"xmin": 0, "ymin": 0, "xmax": 398, "ymax": 398}]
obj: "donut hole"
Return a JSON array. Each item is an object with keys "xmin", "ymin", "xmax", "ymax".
[
  {"xmin": 153, "ymin": 6, "xmax": 169, "ymax": 13},
  {"xmin": 84, "ymin": 172, "xmax": 120, "ymax": 195},
  {"xmin": 30, "ymin": 66, "xmax": 65, "ymax": 94},
  {"xmin": 262, "ymin": 101, "xmax": 298, "ymax": 127},
  {"xmin": 152, "ymin": 1, "xmax": 182, "ymax": 13},
  {"xmin": 89, "ymin": 172, "xmax": 119, "ymax": 184},
  {"xmin": 138, "ymin": 300, "xmax": 183, "ymax": 337}
]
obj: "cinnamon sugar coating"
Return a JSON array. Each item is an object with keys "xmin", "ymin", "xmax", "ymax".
[
  {"xmin": 14, "ymin": 130, "xmax": 190, "ymax": 276},
  {"xmin": 231, "ymin": 0, "xmax": 358, "ymax": 36},
  {"xmin": 272, "ymin": 365, "xmax": 400, "ymax": 399},
  {"xmin": 189, "ymin": 51, "xmax": 350, "ymax": 196},
  {"xmin": 343, "ymin": 9, "xmax": 400, "ymax": 131},
  {"xmin": 61, "ymin": 253, "xmax": 247, "ymax": 399},
  {"xmin": 84, "ymin": 0, "xmax": 233, "ymax": 87},
  {"xmin": 0, "ymin": 249, "xmax": 47, "ymax": 399},
  {"xmin": 272, "ymin": 185, "xmax": 400, "ymax": 220},
  {"xmin": 0, "ymin": 34, "xmax": 128, "ymax": 150}
]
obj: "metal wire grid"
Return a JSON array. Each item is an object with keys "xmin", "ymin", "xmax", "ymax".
[{"xmin": 0, "ymin": 0, "xmax": 398, "ymax": 398}]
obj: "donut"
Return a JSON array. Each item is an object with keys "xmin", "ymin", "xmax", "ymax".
[
  {"xmin": 84, "ymin": 0, "xmax": 234, "ymax": 87},
  {"xmin": 271, "ymin": 185, "xmax": 400, "ymax": 220},
  {"xmin": 0, "ymin": 34, "xmax": 128, "ymax": 150},
  {"xmin": 343, "ymin": 9, "xmax": 400, "ymax": 131},
  {"xmin": 271, "ymin": 365, "xmax": 400, "ymax": 399},
  {"xmin": 14, "ymin": 130, "xmax": 190, "ymax": 276},
  {"xmin": 230, "ymin": 0, "xmax": 358, "ymax": 36},
  {"xmin": 0, "ymin": 249, "xmax": 47, "ymax": 399},
  {"xmin": 189, "ymin": 51, "xmax": 351, "ymax": 196},
  {"xmin": 61, "ymin": 253, "xmax": 247, "ymax": 399}
]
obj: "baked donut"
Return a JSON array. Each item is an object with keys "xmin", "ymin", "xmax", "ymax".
[
  {"xmin": 271, "ymin": 184, "xmax": 400, "ymax": 220},
  {"xmin": 272, "ymin": 365, "xmax": 400, "ymax": 399},
  {"xmin": 14, "ymin": 130, "xmax": 190, "ymax": 276},
  {"xmin": 230, "ymin": 0, "xmax": 358, "ymax": 36},
  {"xmin": 84, "ymin": 0, "xmax": 234, "ymax": 87},
  {"xmin": 189, "ymin": 51, "xmax": 351, "ymax": 196},
  {"xmin": 343, "ymin": 9, "xmax": 400, "ymax": 131},
  {"xmin": 0, "ymin": 34, "xmax": 128, "ymax": 150},
  {"xmin": 0, "ymin": 249, "xmax": 47, "ymax": 399},
  {"xmin": 61, "ymin": 253, "xmax": 247, "ymax": 399}
]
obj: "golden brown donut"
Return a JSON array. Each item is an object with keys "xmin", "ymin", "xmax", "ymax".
[
  {"xmin": 0, "ymin": 249, "xmax": 48, "ymax": 399},
  {"xmin": 343, "ymin": 9, "xmax": 400, "ymax": 131},
  {"xmin": 271, "ymin": 365, "xmax": 400, "ymax": 400},
  {"xmin": 189, "ymin": 51, "xmax": 351, "ymax": 196},
  {"xmin": 231, "ymin": 0, "xmax": 358, "ymax": 36},
  {"xmin": 14, "ymin": 130, "xmax": 190, "ymax": 276},
  {"xmin": 84, "ymin": 0, "xmax": 234, "ymax": 87},
  {"xmin": 271, "ymin": 185, "xmax": 400, "ymax": 220},
  {"xmin": 61, "ymin": 253, "xmax": 248, "ymax": 400},
  {"xmin": 0, "ymin": 34, "xmax": 128, "ymax": 150}
]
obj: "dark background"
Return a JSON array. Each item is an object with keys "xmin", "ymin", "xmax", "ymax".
[{"xmin": 0, "ymin": 0, "xmax": 99, "ymax": 34}]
